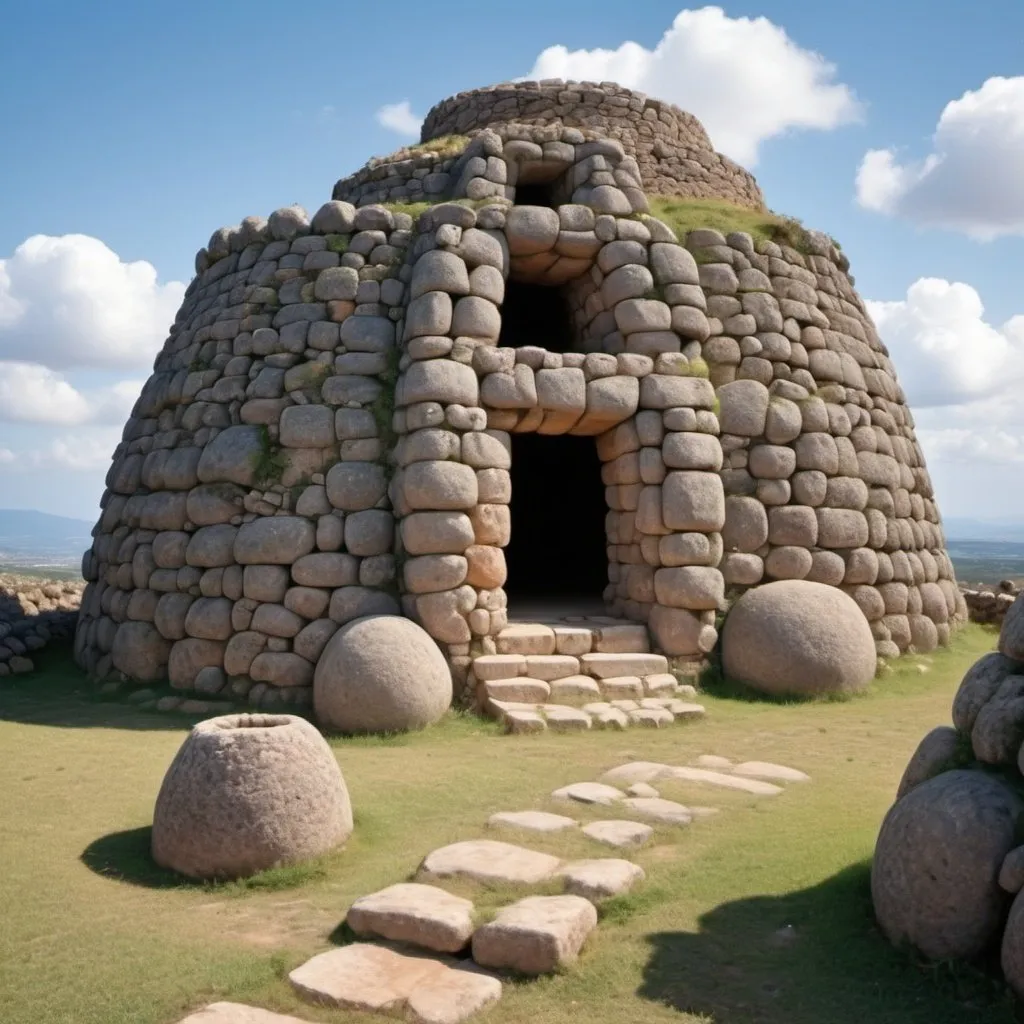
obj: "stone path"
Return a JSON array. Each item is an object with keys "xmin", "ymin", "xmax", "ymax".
[
  {"xmin": 177, "ymin": 752, "xmax": 811, "ymax": 1024},
  {"xmin": 472, "ymin": 619, "xmax": 707, "ymax": 733}
]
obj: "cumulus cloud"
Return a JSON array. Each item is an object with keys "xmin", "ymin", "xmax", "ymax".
[
  {"xmin": 0, "ymin": 361, "xmax": 143, "ymax": 425},
  {"xmin": 867, "ymin": 278, "xmax": 1024, "ymax": 408},
  {"xmin": 30, "ymin": 431, "xmax": 120, "ymax": 472},
  {"xmin": 855, "ymin": 76, "xmax": 1024, "ymax": 240},
  {"xmin": 0, "ymin": 234, "xmax": 186, "ymax": 371},
  {"xmin": 376, "ymin": 101, "xmax": 422, "ymax": 137},
  {"xmin": 524, "ymin": 6, "xmax": 861, "ymax": 165},
  {"xmin": 0, "ymin": 447, "xmax": 15, "ymax": 465}
]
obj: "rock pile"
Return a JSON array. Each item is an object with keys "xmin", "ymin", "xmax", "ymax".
[
  {"xmin": 872, "ymin": 592, "xmax": 1024, "ymax": 997},
  {"xmin": 0, "ymin": 573, "xmax": 83, "ymax": 677},
  {"xmin": 961, "ymin": 580, "xmax": 1020, "ymax": 627},
  {"xmin": 73, "ymin": 78, "xmax": 962, "ymax": 712}
]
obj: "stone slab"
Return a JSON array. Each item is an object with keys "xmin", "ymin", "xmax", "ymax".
[
  {"xmin": 483, "ymin": 678, "xmax": 550, "ymax": 704},
  {"xmin": 581, "ymin": 819, "xmax": 654, "ymax": 849},
  {"xmin": 628, "ymin": 708, "xmax": 674, "ymax": 728},
  {"xmin": 600, "ymin": 761, "xmax": 671, "ymax": 786},
  {"xmin": 665, "ymin": 766, "xmax": 783, "ymax": 795},
  {"xmin": 472, "ymin": 654, "xmax": 525, "ymax": 681},
  {"xmin": 542, "ymin": 705, "xmax": 592, "ymax": 731},
  {"xmin": 558, "ymin": 858, "xmax": 646, "ymax": 900},
  {"xmin": 176, "ymin": 1005, "xmax": 313, "ymax": 1024},
  {"xmin": 503, "ymin": 710, "xmax": 546, "ymax": 734},
  {"xmin": 593, "ymin": 624, "xmax": 650, "ymax": 653},
  {"xmin": 548, "ymin": 675, "xmax": 602, "ymax": 704},
  {"xmin": 732, "ymin": 760, "xmax": 811, "ymax": 783},
  {"xmin": 627, "ymin": 782, "xmax": 660, "ymax": 798},
  {"xmin": 668, "ymin": 701, "xmax": 706, "ymax": 720},
  {"xmin": 621, "ymin": 796, "xmax": 693, "ymax": 825},
  {"xmin": 289, "ymin": 944, "xmax": 501, "ymax": 1024},
  {"xmin": 419, "ymin": 840, "xmax": 561, "ymax": 885},
  {"xmin": 552, "ymin": 781, "xmax": 624, "ymax": 805},
  {"xmin": 471, "ymin": 895, "xmax": 598, "ymax": 975},
  {"xmin": 489, "ymin": 810, "xmax": 578, "ymax": 834},
  {"xmin": 580, "ymin": 652, "xmax": 668, "ymax": 678},
  {"xmin": 552, "ymin": 626, "xmax": 593, "ymax": 655},
  {"xmin": 695, "ymin": 754, "xmax": 733, "ymax": 769},
  {"xmin": 496, "ymin": 624, "xmax": 555, "ymax": 656},
  {"xmin": 643, "ymin": 672, "xmax": 680, "ymax": 695},
  {"xmin": 600, "ymin": 676, "xmax": 645, "ymax": 699},
  {"xmin": 346, "ymin": 883, "xmax": 475, "ymax": 953}
]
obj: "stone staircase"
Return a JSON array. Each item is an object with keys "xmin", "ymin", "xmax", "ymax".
[{"xmin": 470, "ymin": 616, "xmax": 706, "ymax": 733}]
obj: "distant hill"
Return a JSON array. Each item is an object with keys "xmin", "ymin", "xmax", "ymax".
[
  {"xmin": 943, "ymin": 517, "xmax": 1024, "ymax": 543},
  {"xmin": 0, "ymin": 509, "xmax": 93, "ymax": 569}
]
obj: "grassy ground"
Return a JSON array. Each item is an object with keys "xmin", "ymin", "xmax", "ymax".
[{"xmin": 0, "ymin": 625, "xmax": 1015, "ymax": 1024}]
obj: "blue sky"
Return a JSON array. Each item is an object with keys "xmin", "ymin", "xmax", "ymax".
[{"xmin": 1, "ymin": 0, "xmax": 1023, "ymax": 520}]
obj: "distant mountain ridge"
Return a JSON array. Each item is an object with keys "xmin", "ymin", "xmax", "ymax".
[
  {"xmin": 0, "ymin": 509, "xmax": 94, "ymax": 559},
  {"xmin": 943, "ymin": 517, "xmax": 1024, "ymax": 544}
]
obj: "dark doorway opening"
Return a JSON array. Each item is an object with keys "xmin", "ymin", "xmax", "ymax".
[
  {"xmin": 513, "ymin": 182, "xmax": 556, "ymax": 207},
  {"xmin": 497, "ymin": 280, "xmax": 576, "ymax": 353},
  {"xmin": 505, "ymin": 432, "xmax": 608, "ymax": 604}
]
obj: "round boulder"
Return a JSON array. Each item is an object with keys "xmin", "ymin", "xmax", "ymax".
[
  {"xmin": 721, "ymin": 579, "xmax": 876, "ymax": 697},
  {"xmin": 872, "ymin": 769, "xmax": 1024, "ymax": 961},
  {"xmin": 313, "ymin": 615, "xmax": 452, "ymax": 734},
  {"xmin": 152, "ymin": 713, "xmax": 352, "ymax": 880}
]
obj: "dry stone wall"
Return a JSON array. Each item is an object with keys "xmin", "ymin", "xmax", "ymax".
[
  {"xmin": 421, "ymin": 81, "xmax": 763, "ymax": 209},
  {"xmin": 74, "ymin": 80, "xmax": 962, "ymax": 710}
]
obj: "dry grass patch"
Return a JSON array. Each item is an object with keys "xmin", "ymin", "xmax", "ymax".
[{"xmin": 0, "ymin": 626, "xmax": 1015, "ymax": 1024}]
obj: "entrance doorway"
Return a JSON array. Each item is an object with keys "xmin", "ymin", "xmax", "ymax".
[{"xmin": 504, "ymin": 432, "xmax": 608, "ymax": 613}]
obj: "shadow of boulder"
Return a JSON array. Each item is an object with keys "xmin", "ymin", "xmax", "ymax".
[
  {"xmin": 638, "ymin": 861, "xmax": 1015, "ymax": 1024},
  {"xmin": 80, "ymin": 826, "xmax": 185, "ymax": 889}
]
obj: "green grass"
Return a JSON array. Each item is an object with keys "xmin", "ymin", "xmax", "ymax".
[
  {"xmin": 0, "ymin": 626, "xmax": 1015, "ymax": 1024},
  {"xmin": 645, "ymin": 196, "xmax": 814, "ymax": 254}
]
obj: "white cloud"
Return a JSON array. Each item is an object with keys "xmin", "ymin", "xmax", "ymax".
[
  {"xmin": 0, "ymin": 234, "xmax": 186, "ymax": 371},
  {"xmin": 0, "ymin": 361, "xmax": 143, "ymax": 425},
  {"xmin": 525, "ymin": 6, "xmax": 861, "ymax": 166},
  {"xmin": 0, "ymin": 447, "xmax": 15, "ymax": 465},
  {"xmin": 30, "ymin": 431, "xmax": 119, "ymax": 472},
  {"xmin": 376, "ymin": 101, "xmax": 422, "ymax": 137},
  {"xmin": 867, "ymin": 278, "xmax": 1024, "ymax": 408},
  {"xmin": 855, "ymin": 76, "xmax": 1024, "ymax": 240}
]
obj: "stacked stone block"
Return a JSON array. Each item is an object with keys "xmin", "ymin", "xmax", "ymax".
[
  {"xmin": 74, "ymin": 78, "xmax": 961, "ymax": 711},
  {"xmin": 420, "ymin": 80, "xmax": 763, "ymax": 209}
]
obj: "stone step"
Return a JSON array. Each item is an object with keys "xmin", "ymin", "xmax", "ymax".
[
  {"xmin": 176, "ymin": 1004, "xmax": 314, "ymax": 1024},
  {"xmin": 419, "ymin": 839, "xmax": 561, "ymax": 886},
  {"xmin": 557, "ymin": 858, "xmax": 646, "ymax": 901},
  {"xmin": 488, "ymin": 810, "xmax": 578, "ymax": 833},
  {"xmin": 471, "ymin": 895, "xmax": 598, "ymax": 976},
  {"xmin": 487, "ymin": 696, "xmax": 706, "ymax": 734},
  {"xmin": 600, "ymin": 759, "xmax": 803, "ymax": 795},
  {"xmin": 345, "ymin": 883, "xmax": 475, "ymax": 954},
  {"xmin": 289, "ymin": 944, "xmax": 501, "ymax": 1024},
  {"xmin": 493, "ymin": 619, "xmax": 651, "ymax": 658},
  {"xmin": 581, "ymin": 819, "xmax": 654, "ymax": 849}
]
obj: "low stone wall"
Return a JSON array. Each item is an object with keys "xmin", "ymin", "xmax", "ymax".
[
  {"xmin": 0, "ymin": 574, "xmax": 83, "ymax": 676},
  {"xmin": 961, "ymin": 582, "xmax": 1020, "ymax": 627},
  {"xmin": 421, "ymin": 80, "xmax": 764, "ymax": 209}
]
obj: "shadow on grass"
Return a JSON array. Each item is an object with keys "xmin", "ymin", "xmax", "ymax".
[
  {"xmin": 638, "ymin": 861, "xmax": 1016, "ymax": 1024},
  {"xmin": 81, "ymin": 826, "xmax": 333, "ymax": 893},
  {"xmin": 0, "ymin": 647, "xmax": 211, "ymax": 732}
]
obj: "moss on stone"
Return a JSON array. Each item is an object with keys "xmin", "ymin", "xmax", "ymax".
[{"xmin": 250, "ymin": 426, "xmax": 288, "ymax": 487}]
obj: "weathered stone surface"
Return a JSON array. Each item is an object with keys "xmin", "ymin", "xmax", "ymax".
[
  {"xmin": 471, "ymin": 895, "xmax": 597, "ymax": 975},
  {"xmin": 489, "ymin": 810, "xmax": 577, "ymax": 833},
  {"xmin": 896, "ymin": 726, "xmax": 960, "ymax": 799},
  {"xmin": 289, "ymin": 944, "xmax": 501, "ymax": 1024},
  {"xmin": 152, "ymin": 713, "xmax": 352, "ymax": 880},
  {"xmin": 346, "ymin": 882, "xmax": 475, "ymax": 953},
  {"xmin": 559, "ymin": 858, "xmax": 645, "ymax": 900},
  {"xmin": 314, "ymin": 616, "xmax": 451, "ymax": 734},
  {"xmin": 732, "ymin": 761, "xmax": 811, "ymax": 783},
  {"xmin": 621, "ymin": 796, "xmax": 693, "ymax": 825},
  {"xmin": 552, "ymin": 781, "xmax": 625, "ymax": 805},
  {"xmin": 581, "ymin": 819, "xmax": 654, "ymax": 848},
  {"xmin": 419, "ymin": 839, "xmax": 561, "ymax": 885},
  {"xmin": 662, "ymin": 765, "xmax": 783, "ymax": 795},
  {"xmin": 872, "ymin": 770, "xmax": 1024, "ymax": 960},
  {"xmin": 174, "ymin": 1004, "xmax": 314, "ymax": 1024},
  {"xmin": 722, "ymin": 580, "xmax": 876, "ymax": 697}
]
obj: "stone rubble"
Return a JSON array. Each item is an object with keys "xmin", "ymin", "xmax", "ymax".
[{"xmin": 0, "ymin": 573, "xmax": 83, "ymax": 678}]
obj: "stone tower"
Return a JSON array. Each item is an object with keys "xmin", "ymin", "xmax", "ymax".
[{"xmin": 74, "ymin": 80, "xmax": 965, "ymax": 711}]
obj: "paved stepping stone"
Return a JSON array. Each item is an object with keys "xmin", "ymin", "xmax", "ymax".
[
  {"xmin": 346, "ymin": 883, "xmax": 475, "ymax": 953},
  {"xmin": 594, "ymin": 707, "xmax": 629, "ymax": 729},
  {"xmin": 695, "ymin": 754, "xmax": 733, "ymax": 769},
  {"xmin": 552, "ymin": 781, "xmax": 624, "ymax": 805},
  {"xmin": 732, "ymin": 760, "xmax": 811, "ymax": 783},
  {"xmin": 483, "ymin": 678, "xmax": 550, "ymax": 704},
  {"xmin": 629, "ymin": 708, "xmax": 674, "ymax": 727},
  {"xmin": 473, "ymin": 654, "xmax": 525, "ymax": 680},
  {"xmin": 290, "ymin": 944, "xmax": 501, "ymax": 1024},
  {"xmin": 176, "ymin": 1005, "xmax": 312, "ymax": 1024},
  {"xmin": 667, "ymin": 701, "xmax": 706, "ymax": 720},
  {"xmin": 622, "ymin": 796, "xmax": 693, "ymax": 825},
  {"xmin": 471, "ymin": 895, "xmax": 597, "ymax": 976},
  {"xmin": 420, "ymin": 840, "xmax": 561, "ymax": 886},
  {"xmin": 581, "ymin": 819, "xmax": 654, "ymax": 849},
  {"xmin": 548, "ymin": 675, "xmax": 602, "ymax": 703},
  {"xmin": 542, "ymin": 705, "xmax": 592, "ymax": 731},
  {"xmin": 627, "ymin": 782, "xmax": 660, "ymax": 798},
  {"xmin": 642, "ymin": 672, "xmax": 679, "ymax": 695},
  {"xmin": 526, "ymin": 655, "xmax": 581, "ymax": 679},
  {"xmin": 552, "ymin": 625, "xmax": 592, "ymax": 656},
  {"xmin": 497, "ymin": 624, "xmax": 555, "ymax": 656},
  {"xmin": 504, "ymin": 709, "xmax": 546, "ymax": 734},
  {"xmin": 581, "ymin": 652, "xmax": 668, "ymax": 677},
  {"xmin": 664, "ymin": 766, "xmax": 783, "ymax": 795},
  {"xmin": 489, "ymin": 810, "xmax": 577, "ymax": 834},
  {"xmin": 558, "ymin": 858, "xmax": 645, "ymax": 900},
  {"xmin": 601, "ymin": 761, "xmax": 670, "ymax": 786},
  {"xmin": 600, "ymin": 676, "xmax": 645, "ymax": 699}
]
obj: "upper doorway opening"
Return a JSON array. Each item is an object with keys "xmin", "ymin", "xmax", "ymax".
[
  {"xmin": 513, "ymin": 182, "xmax": 556, "ymax": 208},
  {"xmin": 497, "ymin": 280, "xmax": 577, "ymax": 354}
]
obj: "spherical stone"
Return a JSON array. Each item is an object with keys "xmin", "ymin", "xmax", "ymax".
[
  {"xmin": 896, "ymin": 726, "xmax": 960, "ymax": 800},
  {"xmin": 722, "ymin": 579, "xmax": 876, "ymax": 697},
  {"xmin": 111, "ymin": 621, "xmax": 171, "ymax": 681},
  {"xmin": 151, "ymin": 713, "xmax": 352, "ymax": 880},
  {"xmin": 952, "ymin": 652, "xmax": 1024, "ymax": 734},
  {"xmin": 313, "ymin": 615, "xmax": 452, "ymax": 734},
  {"xmin": 872, "ymin": 770, "xmax": 1024, "ymax": 961}
]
